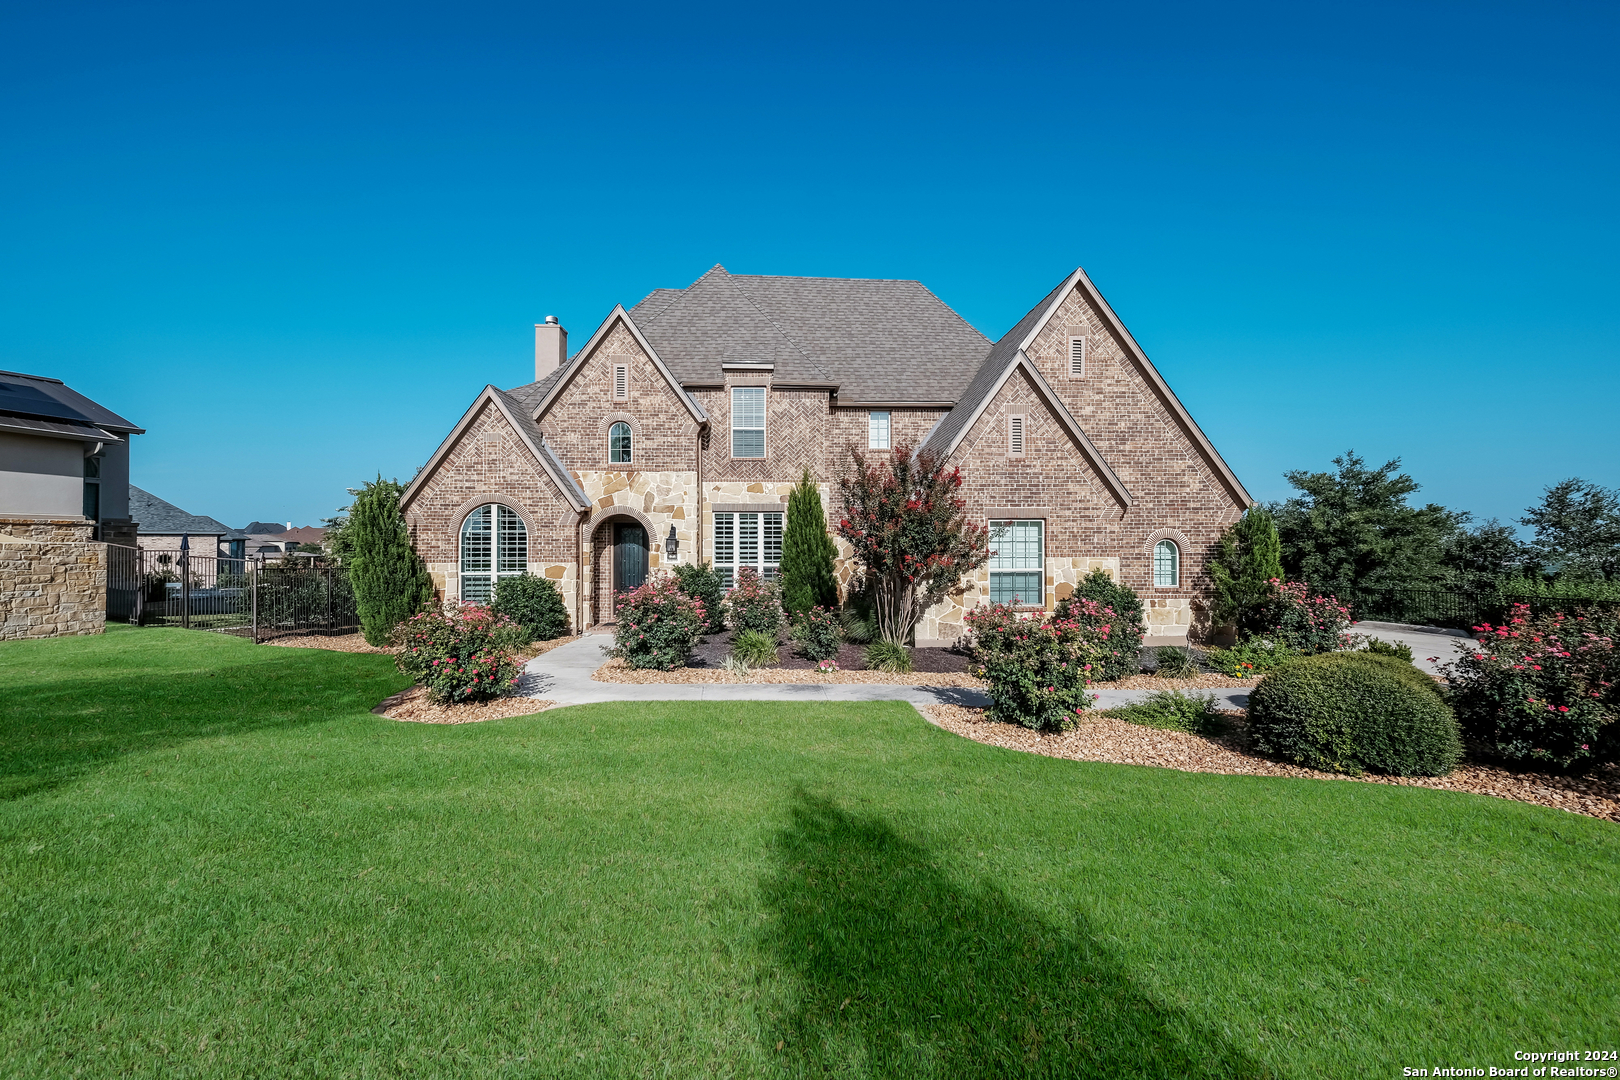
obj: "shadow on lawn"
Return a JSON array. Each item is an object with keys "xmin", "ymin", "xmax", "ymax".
[
  {"xmin": 0, "ymin": 640, "xmax": 404, "ymax": 801},
  {"xmin": 759, "ymin": 794, "xmax": 1275, "ymax": 1079}
]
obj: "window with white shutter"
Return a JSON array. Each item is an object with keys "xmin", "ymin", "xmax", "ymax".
[
  {"xmin": 732, "ymin": 387, "xmax": 766, "ymax": 458},
  {"xmin": 711, "ymin": 511, "xmax": 783, "ymax": 586},
  {"xmin": 1068, "ymin": 336, "xmax": 1086, "ymax": 377},
  {"xmin": 613, "ymin": 364, "xmax": 628, "ymax": 401},
  {"xmin": 1008, "ymin": 413, "xmax": 1025, "ymax": 457}
]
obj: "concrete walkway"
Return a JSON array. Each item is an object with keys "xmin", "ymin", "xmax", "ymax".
[{"xmin": 521, "ymin": 624, "xmax": 1476, "ymax": 711}]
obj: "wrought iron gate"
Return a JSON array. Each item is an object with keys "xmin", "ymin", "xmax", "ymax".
[{"xmin": 108, "ymin": 548, "xmax": 358, "ymax": 640}]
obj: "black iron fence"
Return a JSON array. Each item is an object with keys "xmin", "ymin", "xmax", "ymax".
[
  {"xmin": 1343, "ymin": 587, "xmax": 1620, "ymax": 630},
  {"xmin": 107, "ymin": 548, "xmax": 358, "ymax": 640}
]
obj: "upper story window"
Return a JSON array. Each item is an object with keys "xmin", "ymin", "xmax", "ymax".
[
  {"xmin": 731, "ymin": 386, "xmax": 766, "ymax": 458},
  {"xmin": 1154, "ymin": 539, "xmax": 1180, "ymax": 588},
  {"xmin": 1068, "ymin": 336, "xmax": 1086, "ymax": 376},
  {"xmin": 868, "ymin": 410, "xmax": 891, "ymax": 449},
  {"xmin": 988, "ymin": 519, "xmax": 1043, "ymax": 607},
  {"xmin": 460, "ymin": 504, "xmax": 527, "ymax": 603},
  {"xmin": 609, "ymin": 421, "xmax": 632, "ymax": 464},
  {"xmin": 613, "ymin": 364, "xmax": 629, "ymax": 401},
  {"xmin": 82, "ymin": 453, "xmax": 101, "ymax": 520}
]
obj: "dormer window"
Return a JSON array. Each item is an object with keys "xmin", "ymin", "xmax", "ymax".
[{"xmin": 1068, "ymin": 336, "xmax": 1086, "ymax": 377}]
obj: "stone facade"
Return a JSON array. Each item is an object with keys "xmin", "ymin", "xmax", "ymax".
[
  {"xmin": 0, "ymin": 535, "xmax": 107, "ymax": 640},
  {"xmin": 0, "ymin": 516, "xmax": 96, "ymax": 543},
  {"xmin": 400, "ymin": 271, "xmax": 1249, "ymax": 644}
]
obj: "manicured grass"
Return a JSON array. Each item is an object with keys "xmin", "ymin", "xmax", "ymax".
[{"xmin": 1, "ymin": 627, "xmax": 1616, "ymax": 1077}]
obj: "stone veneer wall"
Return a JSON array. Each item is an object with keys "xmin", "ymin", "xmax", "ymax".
[
  {"xmin": 576, "ymin": 470, "xmax": 699, "ymax": 626},
  {"xmin": 0, "ymin": 533, "xmax": 106, "ymax": 639},
  {"xmin": 0, "ymin": 517, "xmax": 95, "ymax": 543}
]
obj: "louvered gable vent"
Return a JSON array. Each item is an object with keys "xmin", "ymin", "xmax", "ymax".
[
  {"xmin": 613, "ymin": 364, "xmax": 628, "ymax": 400},
  {"xmin": 1069, "ymin": 336, "xmax": 1086, "ymax": 376},
  {"xmin": 1008, "ymin": 413, "xmax": 1025, "ymax": 457}
]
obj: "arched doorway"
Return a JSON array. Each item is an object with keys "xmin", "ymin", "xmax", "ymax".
[
  {"xmin": 614, "ymin": 521, "xmax": 647, "ymax": 594},
  {"xmin": 589, "ymin": 511, "xmax": 654, "ymax": 624}
]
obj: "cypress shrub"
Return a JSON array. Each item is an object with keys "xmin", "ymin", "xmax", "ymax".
[
  {"xmin": 1211, "ymin": 506, "xmax": 1284, "ymax": 635},
  {"xmin": 492, "ymin": 573, "xmax": 571, "ymax": 642},
  {"xmin": 1248, "ymin": 652, "xmax": 1462, "ymax": 776},
  {"xmin": 347, "ymin": 476, "xmax": 434, "ymax": 646},
  {"xmin": 781, "ymin": 469, "xmax": 839, "ymax": 618}
]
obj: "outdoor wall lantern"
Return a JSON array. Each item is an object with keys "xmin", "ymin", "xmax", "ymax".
[{"xmin": 665, "ymin": 524, "xmax": 679, "ymax": 562}]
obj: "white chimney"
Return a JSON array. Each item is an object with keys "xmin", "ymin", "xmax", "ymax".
[{"xmin": 535, "ymin": 316, "xmax": 567, "ymax": 381}]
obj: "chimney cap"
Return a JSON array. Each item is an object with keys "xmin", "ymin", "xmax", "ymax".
[{"xmin": 543, "ymin": 315, "xmax": 559, "ymax": 325}]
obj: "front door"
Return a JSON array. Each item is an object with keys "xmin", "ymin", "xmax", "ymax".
[{"xmin": 614, "ymin": 523, "xmax": 648, "ymax": 599}]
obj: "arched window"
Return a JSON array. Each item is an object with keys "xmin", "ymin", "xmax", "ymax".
[
  {"xmin": 460, "ymin": 504, "xmax": 526, "ymax": 602},
  {"xmin": 1153, "ymin": 539, "xmax": 1180, "ymax": 588},
  {"xmin": 609, "ymin": 421, "xmax": 632, "ymax": 464}
]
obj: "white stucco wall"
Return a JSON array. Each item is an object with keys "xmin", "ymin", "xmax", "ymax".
[{"xmin": 0, "ymin": 433, "xmax": 83, "ymax": 518}]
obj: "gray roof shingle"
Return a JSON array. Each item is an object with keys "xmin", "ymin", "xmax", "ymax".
[
  {"xmin": 624, "ymin": 266, "xmax": 993, "ymax": 402},
  {"xmin": 129, "ymin": 486, "xmax": 235, "ymax": 537},
  {"xmin": 0, "ymin": 370, "xmax": 143, "ymax": 435}
]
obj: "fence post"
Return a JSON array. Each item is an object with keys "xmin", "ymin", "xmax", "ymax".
[
  {"xmin": 133, "ymin": 548, "xmax": 144, "ymax": 627},
  {"xmin": 180, "ymin": 546, "xmax": 190, "ymax": 631},
  {"xmin": 251, "ymin": 555, "xmax": 259, "ymax": 643}
]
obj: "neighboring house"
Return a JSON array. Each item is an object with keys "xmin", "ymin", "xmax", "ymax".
[
  {"xmin": 281, "ymin": 526, "xmax": 327, "ymax": 550},
  {"xmin": 400, "ymin": 265, "xmax": 1252, "ymax": 645},
  {"xmin": 129, "ymin": 486, "xmax": 247, "ymax": 563},
  {"xmin": 0, "ymin": 369, "xmax": 143, "ymax": 545}
]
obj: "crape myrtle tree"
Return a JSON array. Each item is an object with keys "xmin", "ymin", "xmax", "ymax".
[
  {"xmin": 346, "ymin": 475, "xmax": 435, "ymax": 645},
  {"xmin": 835, "ymin": 445, "xmax": 989, "ymax": 646},
  {"xmin": 1210, "ymin": 506, "xmax": 1284, "ymax": 635},
  {"xmin": 780, "ymin": 469, "xmax": 840, "ymax": 618}
]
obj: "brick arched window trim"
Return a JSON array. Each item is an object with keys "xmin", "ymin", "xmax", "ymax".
[
  {"xmin": 449, "ymin": 495, "xmax": 537, "ymax": 561},
  {"xmin": 1143, "ymin": 528, "xmax": 1191, "ymax": 591},
  {"xmin": 597, "ymin": 413, "xmax": 638, "ymax": 436}
]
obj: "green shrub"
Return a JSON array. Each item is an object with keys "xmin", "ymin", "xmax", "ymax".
[
  {"xmin": 393, "ymin": 604, "xmax": 526, "ymax": 704},
  {"xmin": 863, "ymin": 639, "xmax": 912, "ymax": 674},
  {"xmin": 731, "ymin": 629, "xmax": 780, "ymax": 668},
  {"xmin": 1261, "ymin": 579, "xmax": 1353, "ymax": 654},
  {"xmin": 839, "ymin": 606, "xmax": 876, "ymax": 644},
  {"xmin": 609, "ymin": 577, "xmax": 706, "ymax": 670},
  {"xmin": 491, "ymin": 573, "xmax": 570, "ymax": 642},
  {"xmin": 1055, "ymin": 571, "xmax": 1145, "ymax": 681},
  {"xmin": 792, "ymin": 606, "xmax": 842, "ymax": 662},
  {"xmin": 780, "ymin": 469, "xmax": 839, "ymax": 618},
  {"xmin": 1211, "ymin": 506, "xmax": 1284, "ymax": 635},
  {"xmin": 1446, "ymin": 604, "xmax": 1618, "ymax": 769},
  {"xmin": 1248, "ymin": 652, "xmax": 1462, "ymax": 776},
  {"xmin": 1205, "ymin": 638, "xmax": 1300, "ymax": 678},
  {"xmin": 672, "ymin": 561, "xmax": 728, "ymax": 633},
  {"xmin": 729, "ymin": 568, "xmax": 783, "ymax": 636},
  {"xmin": 1358, "ymin": 635, "xmax": 1414, "ymax": 663},
  {"xmin": 1105, "ymin": 691, "xmax": 1226, "ymax": 735},
  {"xmin": 964, "ymin": 603, "xmax": 1112, "ymax": 732},
  {"xmin": 1153, "ymin": 646, "xmax": 1196, "ymax": 678},
  {"xmin": 347, "ymin": 476, "xmax": 435, "ymax": 646}
]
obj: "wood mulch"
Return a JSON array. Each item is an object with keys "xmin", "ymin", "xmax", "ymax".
[
  {"xmin": 924, "ymin": 704, "xmax": 1620, "ymax": 823},
  {"xmin": 264, "ymin": 634, "xmax": 578, "ymax": 662},
  {"xmin": 372, "ymin": 686, "xmax": 556, "ymax": 724},
  {"xmin": 593, "ymin": 656, "xmax": 985, "ymax": 687}
]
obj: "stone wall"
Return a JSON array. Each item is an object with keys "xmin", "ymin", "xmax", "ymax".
[
  {"xmin": 0, "ymin": 535, "xmax": 106, "ymax": 640},
  {"xmin": 0, "ymin": 516, "xmax": 95, "ymax": 543}
]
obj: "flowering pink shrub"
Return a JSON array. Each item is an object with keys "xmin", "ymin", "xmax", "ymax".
[
  {"xmin": 393, "ymin": 604, "xmax": 526, "ymax": 704},
  {"xmin": 728, "ymin": 567, "xmax": 783, "ymax": 636},
  {"xmin": 964, "ymin": 603, "xmax": 1112, "ymax": 732},
  {"xmin": 1445, "ymin": 604, "xmax": 1618, "ymax": 769},
  {"xmin": 1262, "ymin": 579, "xmax": 1353, "ymax": 654},
  {"xmin": 611, "ymin": 575, "xmax": 707, "ymax": 670},
  {"xmin": 1055, "ymin": 579, "xmax": 1145, "ymax": 681}
]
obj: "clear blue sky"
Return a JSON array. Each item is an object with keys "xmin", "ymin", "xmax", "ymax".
[{"xmin": 2, "ymin": 1, "xmax": 1615, "ymax": 530}]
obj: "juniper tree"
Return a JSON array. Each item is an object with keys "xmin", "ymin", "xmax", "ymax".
[
  {"xmin": 346, "ymin": 475, "xmax": 435, "ymax": 645},
  {"xmin": 780, "ymin": 469, "xmax": 840, "ymax": 618},
  {"xmin": 1211, "ymin": 506, "xmax": 1284, "ymax": 635}
]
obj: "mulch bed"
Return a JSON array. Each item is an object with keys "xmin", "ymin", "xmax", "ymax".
[
  {"xmin": 265, "ymin": 634, "xmax": 578, "ymax": 662},
  {"xmin": 684, "ymin": 630, "xmax": 971, "ymax": 674},
  {"xmin": 925, "ymin": 704, "xmax": 1620, "ymax": 823},
  {"xmin": 373, "ymin": 686, "xmax": 556, "ymax": 724}
]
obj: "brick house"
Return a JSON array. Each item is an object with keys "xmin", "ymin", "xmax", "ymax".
[{"xmin": 400, "ymin": 266, "xmax": 1252, "ymax": 645}]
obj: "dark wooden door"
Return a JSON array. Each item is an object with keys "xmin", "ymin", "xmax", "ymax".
[{"xmin": 614, "ymin": 523, "xmax": 648, "ymax": 595}]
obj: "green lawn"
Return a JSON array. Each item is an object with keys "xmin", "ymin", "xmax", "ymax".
[{"xmin": 1, "ymin": 627, "xmax": 1616, "ymax": 1078}]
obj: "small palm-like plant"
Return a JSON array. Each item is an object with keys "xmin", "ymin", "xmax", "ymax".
[{"xmin": 863, "ymin": 639, "xmax": 912, "ymax": 674}]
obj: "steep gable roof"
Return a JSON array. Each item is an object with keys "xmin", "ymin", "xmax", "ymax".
[
  {"xmin": 923, "ymin": 268, "xmax": 1253, "ymax": 509},
  {"xmin": 529, "ymin": 305, "xmax": 708, "ymax": 424},
  {"xmin": 400, "ymin": 386, "xmax": 590, "ymax": 513},
  {"xmin": 628, "ymin": 265, "xmax": 992, "ymax": 402},
  {"xmin": 921, "ymin": 352, "xmax": 1132, "ymax": 508}
]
